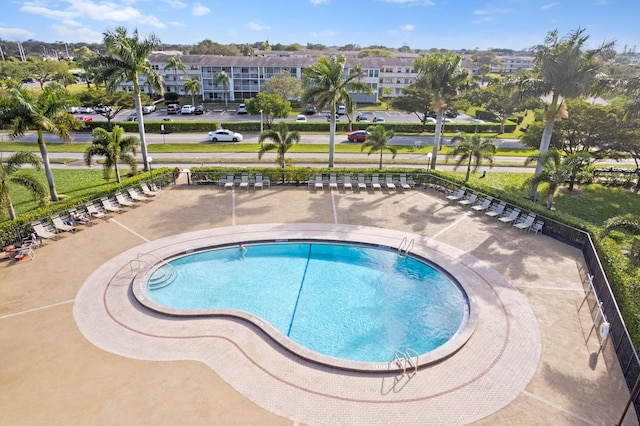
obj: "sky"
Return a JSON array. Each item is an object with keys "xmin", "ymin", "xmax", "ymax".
[{"xmin": 0, "ymin": 0, "xmax": 638, "ymax": 52}]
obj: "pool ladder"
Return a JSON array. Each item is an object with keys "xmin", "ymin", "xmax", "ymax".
[
  {"xmin": 397, "ymin": 237, "xmax": 414, "ymax": 257},
  {"xmin": 129, "ymin": 252, "xmax": 177, "ymax": 289},
  {"xmin": 394, "ymin": 348, "xmax": 419, "ymax": 376}
]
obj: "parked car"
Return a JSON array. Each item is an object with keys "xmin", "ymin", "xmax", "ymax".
[
  {"xmin": 373, "ymin": 116, "xmax": 385, "ymax": 123},
  {"xmin": 445, "ymin": 110, "xmax": 459, "ymax": 118},
  {"xmin": 471, "ymin": 118, "xmax": 486, "ymax": 124},
  {"xmin": 67, "ymin": 106, "xmax": 79, "ymax": 114},
  {"xmin": 126, "ymin": 115, "xmax": 137, "ymax": 122},
  {"xmin": 194, "ymin": 105, "xmax": 204, "ymax": 115},
  {"xmin": 143, "ymin": 105, "xmax": 156, "ymax": 114},
  {"xmin": 166, "ymin": 104, "xmax": 179, "ymax": 114},
  {"xmin": 295, "ymin": 114, "xmax": 307, "ymax": 122},
  {"xmin": 355, "ymin": 115, "xmax": 370, "ymax": 122},
  {"xmin": 75, "ymin": 115, "xmax": 93, "ymax": 122},
  {"xmin": 426, "ymin": 117, "xmax": 436, "ymax": 123},
  {"xmin": 347, "ymin": 130, "xmax": 369, "ymax": 142},
  {"xmin": 326, "ymin": 114, "xmax": 340, "ymax": 122},
  {"xmin": 337, "ymin": 105, "xmax": 346, "ymax": 115},
  {"xmin": 305, "ymin": 105, "xmax": 317, "ymax": 115},
  {"xmin": 94, "ymin": 105, "xmax": 112, "ymax": 114},
  {"xmin": 237, "ymin": 104, "xmax": 247, "ymax": 114},
  {"xmin": 181, "ymin": 104, "xmax": 195, "ymax": 114},
  {"xmin": 208, "ymin": 129, "xmax": 243, "ymax": 142},
  {"xmin": 78, "ymin": 106, "xmax": 94, "ymax": 114}
]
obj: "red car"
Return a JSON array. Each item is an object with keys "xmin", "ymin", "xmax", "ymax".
[
  {"xmin": 347, "ymin": 130, "xmax": 369, "ymax": 142},
  {"xmin": 76, "ymin": 115, "xmax": 93, "ymax": 122}
]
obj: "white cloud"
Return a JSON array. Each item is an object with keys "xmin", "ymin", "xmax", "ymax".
[
  {"xmin": 247, "ymin": 22, "xmax": 270, "ymax": 31},
  {"xmin": 162, "ymin": 0, "xmax": 188, "ymax": 7},
  {"xmin": 379, "ymin": 0, "xmax": 435, "ymax": 5},
  {"xmin": 309, "ymin": 0, "xmax": 330, "ymax": 4},
  {"xmin": 192, "ymin": 3, "xmax": 211, "ymax": 16},
  {"xmin": 541, "ymin": 2, "xmax": 560, "ymax": 9},
  {"xmin": 51, "ymin": 24, "xmax": 103, "ymax": 43},
  {"xmin": 170, "ymin": 21, "xmax": 185, "ymax": 27},
  {"xmin": 473, "ymin": 17, "xmax": 494, "ymax": 24},
  {"xmin": 400, "ymin": 24, "xmax": 415, "ymax": 31},
  {"xmin": 0, "ymin": 27, "xmax": 35, "ymax": 40}
]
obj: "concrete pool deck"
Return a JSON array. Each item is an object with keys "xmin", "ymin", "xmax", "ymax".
[{"xmin": 0, "ymin": 182, "xmax": 637, "ymax": 425}]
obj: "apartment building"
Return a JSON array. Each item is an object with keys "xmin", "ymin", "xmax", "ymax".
[{"xmin": 491, "ymin": 56, "xmax": 535, "ymax": 74}]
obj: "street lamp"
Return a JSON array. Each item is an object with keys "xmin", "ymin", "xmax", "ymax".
[
  {"xmin": 148, "ymin": 156, "xmax": 153, "ymax": 179},
  {"xmin": 260, "ymin": 109, "xmax": 264, "ymax": 133}
]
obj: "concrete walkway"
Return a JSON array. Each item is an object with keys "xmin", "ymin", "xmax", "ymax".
[{"xmin": 0, "ymin": 181, "xmax": 637, "ymax": 425}]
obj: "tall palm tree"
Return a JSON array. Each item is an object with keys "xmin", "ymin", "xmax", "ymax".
[
  {"xmin": 183, "ymin": 79, "xmax": 200, "ymax": 106},
  {"xmin": 88, "ymin": 27, "xmax": 163, "ymax": 172},
  {"xmin": 361, "ymin": 125, "xmax": 397, "ymax": 169},
  {"xmin": 258, "ymin": 121, "xmax": 300, "ymax": 168},
  {"xmin": 447, "ymin": 133, "xmax": 497, "ymax": 181},
  {"xmin": 413, "ymin": 52, "xmax": 468, "ymax": 170},
  {"xmin": 524, "ymin": 149, "xmax": 571, "ymax": 210},
  {"xmin": 0, "ymin": 151, "xmax": 47, "ymax": 220},
  {"xmin": 517, "ymin": 28, "xmax": 613, "ymax": 199},
  {"xmin": 213, "ymin": 70, "xmax": 230, "ymax": 107},
  {"xmin": 302, "ymin": 54, "xmax": 371, "ymax": 168},
  {"xmin": 4, "ymin": 83, "xmax": 79, "ymax": 201},
  {"xmin": 84, "ymin": 125, "xmax": 139, "ymax": 183},
  {"xmin": 164, "ymin": 56, "xmax": 186, "ymax": 94}
]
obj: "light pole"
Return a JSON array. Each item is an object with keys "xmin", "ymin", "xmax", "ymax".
[
  {"xmin": 260, "ymin": 109, "xmax": 264, "ymax": 134},
  {"xmin": 148, "ymin": 156, "xmax": 153, "ymax": 179}
]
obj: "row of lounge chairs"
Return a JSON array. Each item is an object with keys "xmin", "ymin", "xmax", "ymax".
[
  {"xmin": 448, "ymin": 187, "xmax": 544, "ymax": 234},
  {"xmin": 309, "ymin": 173, "xmax": 415, "ymax": 192},
  {"xmin": 219, "ymin": 173, "xmax": 270, "ymax": 191}
]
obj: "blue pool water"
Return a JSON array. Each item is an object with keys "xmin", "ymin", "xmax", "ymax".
[{"xmin": 148, "ymin": 242, "xmax": 468, "ymax": 363}]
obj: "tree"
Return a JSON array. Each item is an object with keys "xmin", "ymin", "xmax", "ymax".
[
  {"xmin": 84, "ymin": 125, "xmax": 139, "ymax": 183},
  {"xmin": 517, "ymin": 28, "xmax": 614, "ymax": 200},
  {"xmin": 52, "ymin": 70, "xmax": 79, "ymax": 87},
  {"xmin": 391, "ymin": 82, "xmax": 434, "ymax": 130},
  {"xmin": 413, "ymin": 52, "xmax": 469, "ymax": 169},
  {"xmin": 244, "ymin": 93, "xmax": 291, "ymax": 128},
  {"xmin": 213, "ymin": 70, "xmax": 230, "ymax": 107},
  {"xmin": 302, "ymin": 55, "xmax": 371, "ymax": 167},
  {"xmin": 258, "ymin": 121, "xmax": 301, "ymax": 168},
  {"xmin": 74, "ymin": 46, "xmax": 99, "ymax": 89},
  {"xmin": 164, "ymin": 56, "xmax": 186, "ymax": 94},
  {"xmin": 77, "ymin": 88, "xmax": 136, "ymax": 131},
  {"xmin": 361, "ymin": 125, "xmax": 397, "ymax": 169},
  {"xmin": 0, "ymin": 151, "xmax": 47, "ymax": 220},
  {"xmin": 524, "ymin": 149, "xmax": 571, "ymax": 209},
  {"xmin": 484, "ymin": 75, "xmax": 543, "ymax": 134},
  {"xmin": 24, "ymin": 58, "xmax": 67, "ymax": 90},
  {"xmin": 380, "ymin": 87, "xmax": 393, "ymax": 110},
  {"xmin": 262, "ymin": 70, "xmax": 303, "ymax": 101},
  {"xmin": 447, "ymin": 133, "xmax": 497, "ymax": 181},
  {"xmin": 184, "ymin": 79, "xmax": 200, "ymax": 105},
  {"xmin": 3, "ymin": 83, "xmax": 79, "ymax": 201},
  {"xmin": 88, "ymin": 27, "xmax": 164, "ymax": 172},
  {"xmin": 563, "ymin": 151, "xmax": 592, "ymax": 192}
]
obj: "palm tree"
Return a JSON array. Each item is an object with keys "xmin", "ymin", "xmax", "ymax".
[
  {"xmin": 517, "ymin": 28, "xmax": 613, "ymax": 200},
  {"xmin": 4, "ymin": 83, "xmax": 79, "ymax": 201},
  {"xmin": 184, "ymin": 79, "xmax": 200, "ymax": 106},
  {"xmin": 413, "ymin": 52, "xmax": 468, "ymax": 170},
  {"xmin": 0, "ymin": 151, "xmax": 47, "ymax": 220},
  {"xmin": 88, "ymin": 27, "xmax": 163, "ymax": 172},
  {"xmin": 361, "ymin": 125, "xmax": 397, "ymax": 169},
  {"xmin": 84, "ymin": 125, "xmax": 139, "ymax": 183},
  {"xmin": 601, "ymin": 214, "xmax": 640, "ymax": 238},
  {"xmin": 258, "ymin": 121, "xmax": 301, "ymax": 168},
  {"xmin": 213, "ymin": 70, "xmax": 230, "ymax": 107},
  {"xmin": 164, "ymin": 56, "xmax": 186, "ymax": 94},
  {"xmin": 563, "ymin": 151, "xmax": 592, "ymax": 191},
  {"xmin": 302, "ymin": 54, "xmax": 371, "ymax": 168},
  {"xmin": 524, "ymin": 149, "xmax": 571, "ymax": 210},
  {"xmin": 447, "ymin": 133, "xmax": 497, "ymax": 181}
]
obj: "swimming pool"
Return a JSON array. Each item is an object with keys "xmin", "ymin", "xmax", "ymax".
[{"xmin": 140, "ymin": 241, "xmax": 471, "ymax": 369}]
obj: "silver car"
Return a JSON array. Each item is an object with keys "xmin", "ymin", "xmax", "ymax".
[{"xmin": 208, "ymin": 129, "xmax": 243, "ymax": 142}]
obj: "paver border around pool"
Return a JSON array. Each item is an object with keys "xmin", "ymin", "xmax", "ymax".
[{"xmin": 73, "ymin": 223, "xmax": 541, "ymax": 425}]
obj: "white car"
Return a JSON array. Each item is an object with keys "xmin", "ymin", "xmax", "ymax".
[
  {"xmin": 471, "ymin": 118, "xmax": 486, "ymax": 124},
  {"xmin": 208, "ymin": 129, "xmax": 243, "ymax": 142},
  {"xmin": 295, "ymin": 114, "xmax": 307, "ymax": 122},
  {"xmin": 426, "ymin": 117, "xmax": 436, "ymax": 123},
  {"xmin": 237, "ymin": 104, "xmax": 248, "ymax": 114},
  {"xmin": 143, "ymin": 105, "xmax": 156, "ymax": 114},
  {"xmin": 78, "ymin": 106, "xmax": 93, "ymax": 114},
  {"xmin": 181, "ymin": 105, "xmax": 195, "ymax": 114}
]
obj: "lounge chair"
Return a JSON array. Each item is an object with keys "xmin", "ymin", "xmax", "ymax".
[
  {"xmin": 514, "ymin": 213, "xmax": 536, "ymax": 231},
  {"xmin": 459, "ymin": 192, "xmax": 478, "ymax": 206},
  {"xmin": 357, "ymin": 174, "xmax": 366, "ymax": 192},
  {"xmin": 68, "ymin": 208, "xmax": 93, "ymax": 226},
  {"xmin": 498, "ymin": 208, "xmax": 521, "ymax": 224},
  {"xmin": 485, "ymin": 202, "xmax": 506, "ymax": 219},
  {"xmin": 446, "ymin": 187, "xmax": 466, "ymax": 201},
  {"xmin": 529, "ymin": 220, "xmax": 544, "ymax": 235},
  {"xmin": 141, "ymin": 183, "xmax": 160, "ymax": 196},
  {"xmin": 115, "ymin": 192, "xmax": 136, "ymax": 208},
  {"xmin": 239, "ymin": 173, "xmax": 249, "ymax": 191},
  {"xmin": 371, "ymin": 174, "xmax": 381, "ymax": 191},
  {"xmin": 224, "ymin": 174, "xmax": 235, "ymax": 191},
  {"xmin": 86, "ymin": 203, "xmax": 109, "ymax": 220},
  {"xmin": 253, "ymin": 174, "xmax": 263, "ymax": 190},
  {"xmin": 384, "ymin": 175, "xmax": 396, "ymax": 191},
  {"xmin": 314, "ymin": 174, "xmax": 324, "ymax": 190},
  {"xmin": 127, "ymin": 188, "xmax": 151, "ymax": 202},
  {"xmin": 471, "ymin": 197, "xmax": 493, "ymax": 212},
  {"xmin": 32, "ymin": 221, "xmax": 59, "ymax": 240},
  {"xmin": 399, "ymin": 174, "xmax": 411, "ymax": 191},
  {"xmin": 51, "ymin": 215, "xmax": 76, "ymax": 233},
  {"xmin": 101, "ymin": 197, "xmax": 122, "ymax": 213},
  {"xmin": 343, "ymin": 174, "xmax": 353, "ymax": 192},
  {"xmin": 329, "ymin": 173, "xmax": 338, "ymax": 190}
]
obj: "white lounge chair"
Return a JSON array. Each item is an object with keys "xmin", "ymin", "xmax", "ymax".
[
  {"xmin": 514, "ymin": 213, "xmax": 536, "ymax": 231},
  {"xmin": 224, "ymin": 174, "xmax": 235, "ymax": 191},
  {"xmin": 384, "ymin": 175, "xmax": 396, "ymax": 191},
  {"xmin": 239, "ymin": 173, "xmax": 249, "ymax": 191},
  {"xmin": 68, "ymin": 208, "xmax": 93, "ymax": 226},
  {"xmin": 485, "ymin": 202, "xmax": 506, "ymax": 218},
  {"xmin": 127, "ymin": 188, "xmax": 151, "ymax": 202},
  {"xmin": 498, "ymin": 208, "xmax": 521, "ymax": 224},
  {"xmin": 32, "ymin": 221, "xmax": 59, "ymax": 240},
  {"xmin": 371, "ymin": 174, "xmax": 381, "ymax": 191},
  {"xmin": 141, "ymin": 183, "xmax": 160, "ymax": 196},
  {"xmin": 329, "ymin": 173, "xmax": 338, "ymax": 190},
  {"xmin": 343, "ymin": 174, "xmax": 353, "ymax": 192},
  {"xmin": 459, "ymin": 193, "xmax": 477, "ymax": 206},
  {"xmin": 471, "ymin": 197, "xmax": 493, "ymax": 212},
  {"xmin": 115, "ymin": 192, "xmax": 136, "ymax": 207},
  {"xmin": 357, "ymin": 174, "xmax": 366, "ymax": 192},
  {"xmin": 399, "ymin": 174, "xmax": 411, "ymax": 191},
  {"xmin": 315, "ymin": 174, "xmax": 324, "ymax": 190},
  {"xmin": 51, "ymin": 215, "xmax": 76, "ymax": 233},
  {"xmin": 254, "ymin": 174, "xmax": 264, "ymax": 190},
  {"xmin": 86, "ymin": 203, "xmax": 109, "ymax": 220},
  {"xmin": 101, "ymin": 197, "xmax": 122, "ymax": 213},
  {"xmin": 446, "ymin": 187, "xmax": 466, "ymax": 201},
  {"xmin": 529, "ymin": 220, "xmax": 544, "ymax": 235}
]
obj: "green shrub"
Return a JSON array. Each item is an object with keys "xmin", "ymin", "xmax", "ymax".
[{"xmin": 631, "ymin": 236, "xmax": 640, "ymax": 265}]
